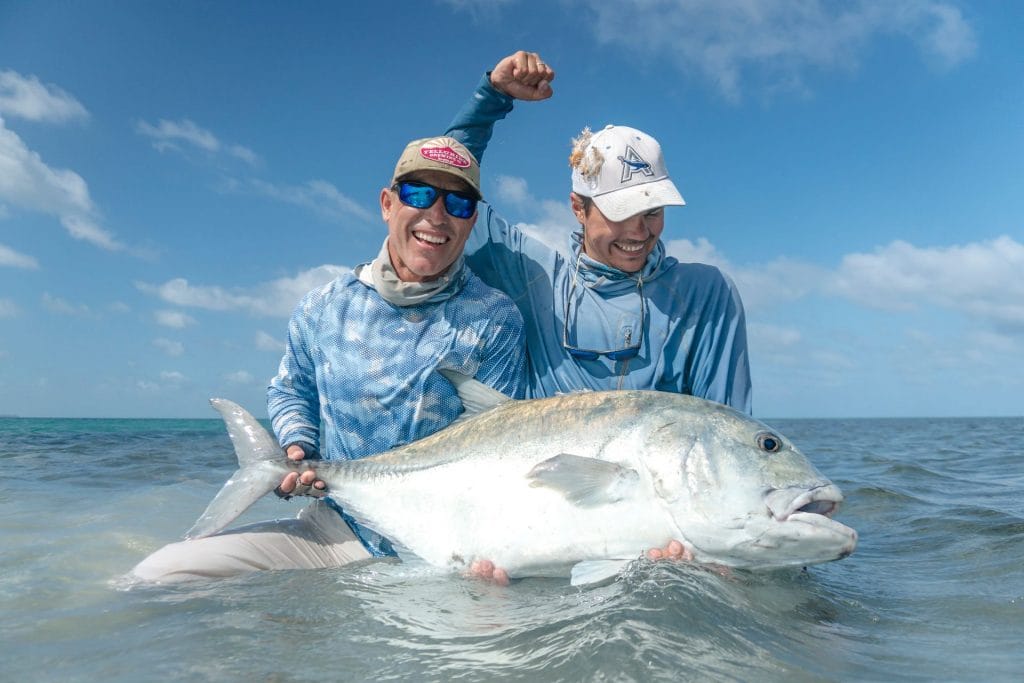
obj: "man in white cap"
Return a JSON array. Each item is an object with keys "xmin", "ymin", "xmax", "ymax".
[
  {"xmin": 448, "ymin": 52, "xmax": 752, "ymax": 413},
  {"xmin": 130, "ymin": 136, "xmax": 527, "ymax": 583},
  {"xmin": 443, "ymin": 52, "xmax": 750, "ymax": 570}
]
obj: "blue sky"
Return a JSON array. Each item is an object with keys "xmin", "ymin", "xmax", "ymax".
[{"xmin": 1, "ymin": 1, "xmax": 1021, "ymax": 418}]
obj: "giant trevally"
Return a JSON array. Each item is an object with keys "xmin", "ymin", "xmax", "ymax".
[{"xmin": 188, "ymin": 371, "xmax": 857, "ymax": 585}]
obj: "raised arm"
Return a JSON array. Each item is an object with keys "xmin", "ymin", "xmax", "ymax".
[{"xmin": 446, "ymin": 51, "xmax": 555, "ymax": 163}]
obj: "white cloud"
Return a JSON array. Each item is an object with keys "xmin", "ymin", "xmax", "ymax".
[
  {"xmin": 41, "ymin": 292, "xmax": 91, "ymax": 316},
  {"xmin": 0, "ymin": 243, "xmax": 38, "ymax": 269},
  {"xmin": 61, "ymin": 214, "xmax": 122, "ymax": 251},
  {"xmin": 898, "ymin": 2, "xmax": 978, "ymax": 68},
  {"xmin": 153, "ymin": 337, "xmax": 185, "ymax": 357},
  {"xmin": 666, "ymin": 233, "xmax": 1024, "ymax": 349},
  {"xmin": 155, "ymin": 309, "xmax": 197, "ymax": 328},
  {"xmin": 138, "ymin": 118, "xmax": 218, "ymax": 151},
  {"xmin": 491, "ymin": 174, "xmax": 577, "ymax": 253},
  {"xmin": 748, "ymin": 321, "xmax": 802, "ymax": 351},
  {"xmin": 136, "ymin": 118, "xmax": 259, "ymax": 166},
  {"xmin": 0, "ymin": 116, "xmax": 123, "ymax": 250},
  {"xmin": 137, "ymin": 371, "xmax": 187, "ymax": 393},
  {"xmin": 0, "ymin": 298, "xmax": 18, "ymax": 317},
  {"xmin": 0, "ymin": 70, "xmax": 89, "ymax": 123},
  {"xmin": 440, "ymin": 0, "xmax": 515, "ymax": 21},
  {"xmin": 248, "ymin": 178, "xmax": 377, "ymax": 224},
  {"xmin": 224, "ymin": 370, "xmax": 254, "ymax": 384},
  {"xmin": 255, "ymin": 330, "xmax": 283, "ymax": 352},
  {"xmin": 138, "ymin": 264, "xmax": 350, "ymax": 318},
  {"xmin": 494, "ymin": 175, "xmax": 531, "ymax": 205},
  {"xmin": 965, "ymin": 329, "xmax": 1022, "ymax": 356},
  {"xmin": 577, "ymin": 0, "xmax": 976, "ymax": 100},
  {"xmin": 664, "ymin": 237, "xmax": 727, "ymax": 267},
  {"xmin": 829, "ymin": 235, "xmax": 1024, "ymax": 330},
  {"xmin": 665, "ymin": 237, "xmax": 827, "ymax": 313}
]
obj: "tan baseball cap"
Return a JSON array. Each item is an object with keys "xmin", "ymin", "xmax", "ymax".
[{"xmin": 391, "ymin": 136, "xmax": 481, "ymax": 199}]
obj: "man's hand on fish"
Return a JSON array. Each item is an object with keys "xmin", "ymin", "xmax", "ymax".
[
  {"xmin": 468, "ymin": 559, "xmax": 510, "ymax": 587},
  {"xmin": 467, "ymin": 540, "xmax": 695, "ymax": 587},
  {"xmin": 490, "ymin": 50, "xmax": 554, "ymax": 101},
  {"xmin": 647, "ymin": 540, "xmax": 695, "ymax": 562},
  {"xmin": 275, "ymin": 444, "xmax": 327, "ymax": 499},
  {"xmin": 649, "ymin": 540, "xmax": 732, "ymax": 577}
]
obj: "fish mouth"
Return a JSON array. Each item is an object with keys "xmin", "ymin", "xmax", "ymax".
[
  {"xmin": 764, "ymin": 484, "xmax": 858, "ymax": 558},
  {"xmin": 766, "ymin": 484, "xmax": 844, "ymax": 521}
]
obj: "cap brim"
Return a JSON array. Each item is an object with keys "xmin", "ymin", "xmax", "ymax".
[{"xmin": 591, "ymin": 179, "xmax": 685, "ymax": 222}]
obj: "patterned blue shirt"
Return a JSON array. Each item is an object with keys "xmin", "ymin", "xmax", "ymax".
[{"xmin": 267, "ymin": 268, "xmax": 526, "ymax": 553}]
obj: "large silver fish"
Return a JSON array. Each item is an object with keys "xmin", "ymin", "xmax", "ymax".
[{"xmin": 189, "ymin": 372, "xmax": 857, "ymax": 585}]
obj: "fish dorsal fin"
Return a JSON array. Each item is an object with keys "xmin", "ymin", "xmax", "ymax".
[
  {"xmin": 438, "ymin": 369, "xmax": 512, "ymax": 420},
  {"xmin": 526, "ymin": 453, "xmax": 640, "ymax": 507}
]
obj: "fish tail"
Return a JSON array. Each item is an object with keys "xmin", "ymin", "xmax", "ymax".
[{"xmin": 183, "ymin": 399, "xmax": 286, "ymax": 539}]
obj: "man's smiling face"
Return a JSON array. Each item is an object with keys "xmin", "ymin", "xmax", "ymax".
[{"xmin": 380, "ymin": 169, "xmax": 478, "ymax": 282}]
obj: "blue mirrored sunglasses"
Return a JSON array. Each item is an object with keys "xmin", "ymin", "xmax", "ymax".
[
  {"xmin": 394, "ymin": 181, "xmax": 478, "ymax": 219},
  {"xmin": 562, "ymin": 273, "xmax": 646, "ymax": 362}
]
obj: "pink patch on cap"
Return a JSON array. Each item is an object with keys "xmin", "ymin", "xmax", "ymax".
[{"xmin": 420, "ymin": 146, "xmax": 471, "ymax": 168}]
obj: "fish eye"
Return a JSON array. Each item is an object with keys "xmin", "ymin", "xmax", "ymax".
[{"xmin": 756, "ymin": 431, "xmax": 782, "ymax": 453}]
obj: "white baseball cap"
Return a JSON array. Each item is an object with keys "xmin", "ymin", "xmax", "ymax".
[{"xmin": 570, "ymin": 125, "xmax": 685, "ymax": 221}]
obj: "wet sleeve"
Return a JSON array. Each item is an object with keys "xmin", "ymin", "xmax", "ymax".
[
  {"xmin": 445, "ymin": 73, "xmax": 515, "ymax": 164},
  {"xmin": 266, "ymin": 293, "xmax": 323, "ymax": 453}
]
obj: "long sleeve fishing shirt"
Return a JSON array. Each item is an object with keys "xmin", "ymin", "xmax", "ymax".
[
  {"xmin": 447, "ymin": 76, "xmax": 753, "ymax": 412},
  {"xmin": 267, "ymin": 267, "xmax": 526, "ymax": 554}
]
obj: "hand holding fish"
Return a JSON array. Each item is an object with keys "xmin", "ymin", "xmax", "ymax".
[
  {"xmin": 468, "ymin": 559, "xmax": 510, "ymax": 586},
  {"xmin": 647, "ymin": 540, "xmax": 695, "ymax": 562},
  {"xmin": 490, "ymin": 50, "xmax": 554, "ymax": 101},
  {"xmin": 469, "ymin": 541, "xmax": 694, "ymax": 588},
  {"xmin": 274, "ymin": 444, "xmax": 327, "ymax": 499}
]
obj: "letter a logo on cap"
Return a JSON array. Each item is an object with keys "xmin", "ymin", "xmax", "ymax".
[{"xmin": 618, "ymin": 145, "xmax": 654, "ymax": 184}]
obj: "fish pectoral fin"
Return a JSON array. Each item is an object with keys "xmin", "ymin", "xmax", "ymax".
[
  {"xmin": 570, "ymin": 559, "xmax": 635, "ymax": 587},
  {"xmin": 438, "ymin": 369, "xmax": 512, "ymax": 419},
  {"xmin": 526, "ymin": 453, "xmax": 640, "ymax": 507}
]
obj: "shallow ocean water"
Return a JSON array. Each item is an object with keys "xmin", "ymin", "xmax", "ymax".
[{"xmin": 1, "ymin": 414, "xmax": 1022, "ymax": 682}]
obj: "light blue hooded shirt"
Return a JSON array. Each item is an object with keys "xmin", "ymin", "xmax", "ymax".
[{"xmin": 447, "ymin": 76, "xmax": 752, "ymax": 412}]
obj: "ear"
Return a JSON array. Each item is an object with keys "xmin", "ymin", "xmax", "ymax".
[
  {"xmin": 380, "ymin": 187, "xmax": 394, "ymax": 221},
  {"xmin": 570, "ymin": 192, "xmax": 587, "ymax": 224}
]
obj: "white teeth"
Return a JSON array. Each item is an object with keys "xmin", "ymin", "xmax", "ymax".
[
  {"xmin": 615, "ymin": 242, "xmax": 645, "ymax": 253},
  {"xmin": 414, "ymin": 232, "xmax": 448, "ymax": 245}
]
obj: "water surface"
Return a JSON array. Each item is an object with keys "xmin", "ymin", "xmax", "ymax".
[{"xmin": 1, "ymin": 415, "xmax": 1021, "ymax": 681}]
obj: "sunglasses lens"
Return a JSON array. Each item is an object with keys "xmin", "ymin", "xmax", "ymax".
[
  {"xmin": 605, "ymin": 347, "xmax": 640, "ymax": 361},
  {"xmin": 398, "ymin": 182, "xmax": 476, "ymax": 218},
  {"xmin": 444, "ymin": 193, "xmax": 477, "ymax": 219},
  {"xmin": 567, "ymin": 348, "xmax": 601, "ymax": 361},
  {"xmin": 398, "ymin": 183, "xmax": 437, "ymax": 209}
]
